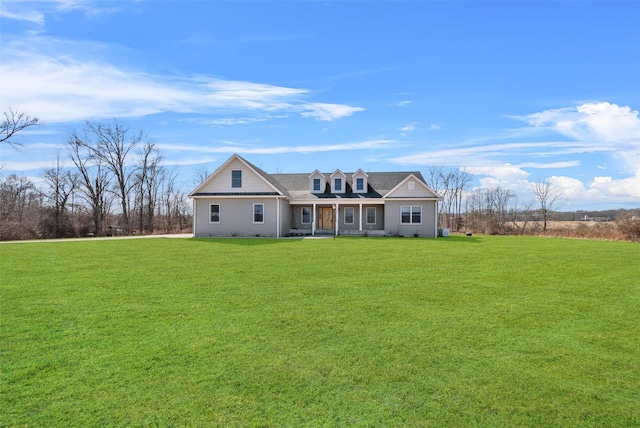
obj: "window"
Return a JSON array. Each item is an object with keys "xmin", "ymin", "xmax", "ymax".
[
  {"xmin": 401, "ymin": 206, "xmax": 422, "ymax": 224},
  {"xmin": 366, "ymin": 207, "xmax": 376, "ymax": 224},
  {"xmin": 210, "ymin": 204, "xmax": 220, "ymax": 223},
  {"xmin": 313, "ymin": 178, "xmax": 321, "ymax": 192},
  {"xmin": 344, "ymin": 207, "xmax": 354, "ymax": 224},
  {"xmin": 253, "ymin": 204, "xmax": 264, "ymax": 223},
  {"xmin": 301, "ymin": 207, "xmax": 311, "ymax": 224},
  {"xmin": 231, "ymin": 170, "xmax": 242, "ymax": 188},
  {"xmin": 408, "ymin": 181, "xmax": 415, "ymax": 190},
  {"xmin": 356, "ymin": 178, "xmax": 364, "ymax": 191},
  {"xmin": 334, "ymin": 178, "xmax": 342, "ymax": 191}
]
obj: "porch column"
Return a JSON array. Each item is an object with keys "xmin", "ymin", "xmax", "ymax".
[
  {"xmin": 335, "ymin": 202, "xmax": 339, "ymax": 236},
  {"xmin": 312, "ymin": 202, "xmax": 317, "ymax": 236},
  {"xmin": 358, "ymin": 203, "xmax": 363, "ymax": 231}
]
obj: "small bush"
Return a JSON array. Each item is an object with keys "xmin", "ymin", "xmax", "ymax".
[{"xmin": 616, "ymin": 214, "xmax": 640, "ymax": 242}]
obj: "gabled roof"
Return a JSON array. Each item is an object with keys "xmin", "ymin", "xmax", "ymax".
[
  {"xmin": 189, "ymin": 153, "xmax": 289, "ymax": 197},
  {"xmin": 189, "ymin": 154, "xmax": 442, "ymax": 200}
]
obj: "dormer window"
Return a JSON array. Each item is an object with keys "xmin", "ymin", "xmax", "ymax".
[
  {"xmin": 309, "ymin": 170, "xmax": 325, "ymax": 193},
  {"xmin": 330, "ymin": 169, "xmax": 346, "ymax": 194},
  {"xmin": 352, "ymin": 169, "xmax": 368, "ymax": 194},
  {"xmin": 334, "ymin": 178, "xmax": 342, "ymax": 191}
]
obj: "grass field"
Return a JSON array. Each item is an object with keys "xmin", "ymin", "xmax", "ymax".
[{"xmin": 1, "ymin": 236, "xmax": 639, "ymax": 427}]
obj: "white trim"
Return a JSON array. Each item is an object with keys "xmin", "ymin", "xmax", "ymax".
[
  {"xmin": 276, "ymin": 197, "xmax": 280, "ymax": 238},
  {"xmin": 344, "ymin": 206, "xmax": 355, "ymax": 225},
  {"xmin": 366, "ymin": 206, "xmax": 376, "ymax": 224},
  {"xmin": 209, "ymin": 203, "xmax": 221, "ymax": 223},
  {"xmin": 192, "ymin": 199, "xmax": 196, "ymax": 237},
  {"xmin": 253, "ymin": 203, "xmax": 264, "ymax": 224},
  {"xmin": 189, "ymin": 154, "xmax": 285, "ymax": 197},
  {"xmin": 400, "ymin": 205, "xmax": 422, "ymax": 225},
  {"xmin": 301, "ymin": 207, "xmax": 312, "ymax": 224},
  {"xmin": 383, "ymin": 173, "xmax": 442, "ymax": 199}
]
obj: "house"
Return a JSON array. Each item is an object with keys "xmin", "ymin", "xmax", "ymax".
[{"xmin": 188, "ymin": 154, "xmax": 443, "ymax": 238}]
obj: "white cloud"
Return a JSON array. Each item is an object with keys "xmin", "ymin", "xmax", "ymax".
[
  {"xmin": 393, "ymin": 100, "xmax": 413, "ymax": 107},
  {"xmin": 299, "ymin": 103, "xmax": 365, "ymax": 121},
  {"xmin": 0, "ymin": 36, "xmax": 364, "ymax": 124},
  {"xmin": 1, "ymin": 0, "xmax": 122, "ymax": 23},
  {"xmin": 517, "ymin": 102, "xmax": 640, "ymax": 173},
  {"xmin": 429, "ymin": 124, "xmax": 441, "ymax": 130},
  {"xmin": 399, "ymin": 123, "xmax": 417, "ymax": 133},
  {"xmin": 0, "ymin": 4, "xmax": 44, "ymax": 24},
  {"xmin": 157, "ymin": 139, "xmax": 395, "ymax": 156},
  {"xmin": 391, "ymin": 102, "xmax": 640, "ymax": 208}
]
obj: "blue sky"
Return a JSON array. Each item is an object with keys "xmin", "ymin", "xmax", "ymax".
[{"xmin": 1, "ymin": 0, "xmax": 639, "ymax": 210}]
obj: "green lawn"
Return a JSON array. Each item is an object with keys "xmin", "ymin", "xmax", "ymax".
[{"xmin": 1, "ymin": 236, "xmax": 639, "ymax": 427}]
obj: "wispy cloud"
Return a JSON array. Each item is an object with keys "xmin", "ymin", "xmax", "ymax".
[
  {"xmin": 399, "ymin": 122, "xmax": 417, "ymax": 133},
  {"xmin": 0, "ymin": 35, "xmax": 364, "ymax": 123},
  {"xmin": 157, "ymin": 139, "xmax": 396, "ymax": 157},
  {"xmin": 392, "ymin": 102, "xmax": 640, "ymax": 206},
  {"xmin": 1, "ymin": 0, "xmax": 123, "ymax": 24},
  {"xmin": 0, "ymin": 3, "xmax": 44, "ymax": 24}
]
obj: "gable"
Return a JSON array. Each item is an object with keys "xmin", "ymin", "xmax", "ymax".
[
  {"xmin": 190, "ymin": 155, "xmax": 283, "ymax": 196},
  {"xmin": 384, "ymin": 174, "xmax": 441, "ymax": 198}
]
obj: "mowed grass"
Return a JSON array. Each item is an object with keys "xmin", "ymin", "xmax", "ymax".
[{"xmin": 1, "ymin": 236, "xmax": 639, "ymax": 427}]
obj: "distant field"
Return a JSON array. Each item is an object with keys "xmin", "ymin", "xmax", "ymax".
[{"xmin": 1, "ymin": 236, "xmax": 639, "ymax": 426}]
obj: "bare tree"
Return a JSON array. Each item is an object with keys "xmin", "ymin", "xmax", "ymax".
[
  {"xmin": 194, "ymin": 166, "xmax": 211, "ymax": 185},
  {"xmin": 466, "ymin": 187, "xmax": 516, "ymax": 234},
  {"xmin": 1, "ymin": 108, "xmax": 39, "ymax": 148},
  {"xmin": 427, "ymin": 167, "xmax": 473, "ymax": 231},
  {"xmin": 134, "ymin": 142, "xmax": 164, "ymax": 234},
  {"xmin": 0, "ymin": 174, "xmax": 43, "ymax": 240},
  {"xmin": 69, "ymin": 120, "xmax": 144, "ymax": 235},
  {"xmin": 533, "ymin": 180, "xmax": 563, "ymax": 231},
  {"xmin": 41, "ymin": 155, "xmax": 78, "ymax": 238},
  {"xmin": 67, "ymin": 130, "xmax": 112, "ymax": 236},
  {"xmin": 450, "ymin": 169, "xmax": 473, "ymax": 231}
]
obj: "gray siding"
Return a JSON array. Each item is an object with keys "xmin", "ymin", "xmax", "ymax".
[
  {"xmin": 194, "ymin": 198, "xmax": 282, "ymax": 237},
  {"xmin": 384, "ymin": 200, "xmax": 438, "ymax": 237}
]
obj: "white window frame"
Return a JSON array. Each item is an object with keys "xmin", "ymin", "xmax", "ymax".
[
  {"xmin": 334, "ymin": 178, "xmax": 342, "ymax": 192},
  {"xmin": 210, "ymin": 204, "xmax": 220, "ymax": 223},
  {"xmin": 301, "ymin": 207, "xmax": 311, "ymax": 224},
  {"xmin": 366, "ymin": 207, "xmax": 376, "ymax": 224},
  {"xmin": 344, "ymin": 207, "xmax": 354, "ymax": 224},
  {"xmin": 313, "ymin": 178, "xmax": 321, "ymax": 192},
  {"xmin": 231, "ymin": 170, "xmax": 242, "ymax": 188},
  {"xmin": 356, "ymin": 178, "xmax": 364, "ymax": 191},
  {"xmin": 401, "ymin": 205, "xmax": 422, "ymax": 225},
  {"xmin": 253, "ymin": 203, "xmax": 264, "ymax": 224}
]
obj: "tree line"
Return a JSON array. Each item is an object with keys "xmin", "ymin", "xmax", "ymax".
[{"xmin": 1, "ymin": 113, "xmax": 191, "ymax": 241}]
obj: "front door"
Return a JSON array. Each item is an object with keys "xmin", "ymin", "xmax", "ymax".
[{"xmin": 319, "ymin": 207, "xmax": 333, "ymax": 230}]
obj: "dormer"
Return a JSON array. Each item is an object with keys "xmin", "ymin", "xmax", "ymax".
[
  {"xmin": 330, "ymin": 169, "xmax": 347, "ymax": 194},
  {"xmin": 309, "ymin": 170, "xmax": 325, "ymax": 193},
  {"xmin": 352, "ymin": 169, "xmax": 368, "ymax": 194}
]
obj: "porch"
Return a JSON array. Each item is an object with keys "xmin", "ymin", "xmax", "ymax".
[{"xmin": 289, "ymin": 201, "xmax": 385, "ymax": 237}]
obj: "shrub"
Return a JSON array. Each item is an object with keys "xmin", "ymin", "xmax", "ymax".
[{"xmin": 616, "ymin": 214, "xmax": 640, "ymax": 242}]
